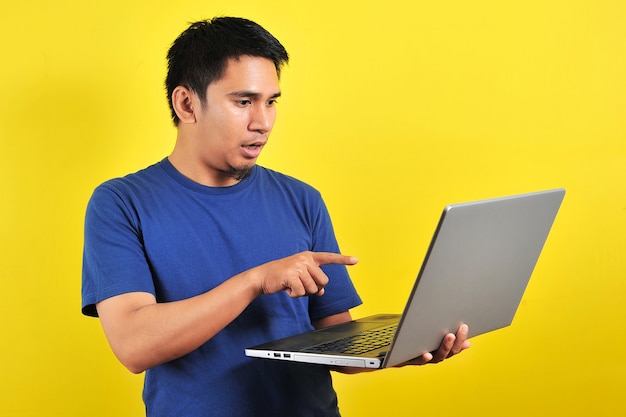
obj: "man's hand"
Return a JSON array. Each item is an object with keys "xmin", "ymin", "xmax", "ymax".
[
  {"xmin": 330, "ymin": 323, "xmax": 470, "ymax": 374},
  {"xmin": 254, "ymin": 251, "xmax": 358, "ymax": 297},
  {"xmin": 395, "ymin": 324, "xmax": 471, "ymax": 367}
]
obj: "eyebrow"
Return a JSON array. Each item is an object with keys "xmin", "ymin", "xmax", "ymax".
[{"xmin": 227, "ymin": 91, "xmax": 282, "ymax": 99}]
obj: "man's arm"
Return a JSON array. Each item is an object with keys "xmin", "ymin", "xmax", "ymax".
[
  {"xmin": 96, "ymin": 251, "xmax": 358, "ymax": 374},
  {"xmin": 311, "ymin": 311, "xmax": 354, "ymax": 329}
]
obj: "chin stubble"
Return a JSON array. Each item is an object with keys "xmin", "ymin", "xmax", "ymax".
[{"xmin": 227, "ymin": 166, "xmax": 253, "ymax": 182}]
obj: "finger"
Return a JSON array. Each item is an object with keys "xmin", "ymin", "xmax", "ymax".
[
  {"xmin": 284, "ymin": 266, "xmax": 327, "ymax": 297},
  {"xmin": 285, "ymin": 280, "xmax": 323, "ymax": 298},
  {"xmin": 311, "ymin": 252, "xmax": 359, "ymax": 267},
  {"xmin": 449, "ymin": 324, "xmax": 470, "ymax": 356},
  {"xmin": 306, "ymin": 263, "xmax": 330, "ymax": 289},
  {"xmin": 393, "ymin": 352, "xmax": 432, "ymax": 367},
  {"xmin": 283, "ymin": 277, "xmax": 306, "ymax": 298},
  {"xmin": 302, "ymin": 268, "xmax": 326, "ymax": 295},
  {"xmin": 430, "ymin": 333, "xmax": 456, "ymax": 363},
  {"xmin": 415, "ymin": 352, "xmax": 433, "ymax": 365},
  {"xmin": 309, "ymin": 266, "xmax": 330, "ymax": 296}
]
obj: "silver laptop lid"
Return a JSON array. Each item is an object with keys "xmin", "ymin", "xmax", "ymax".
[{"xmin": 383, "ymin": 188, "xmax": 565, "ymax": 367}]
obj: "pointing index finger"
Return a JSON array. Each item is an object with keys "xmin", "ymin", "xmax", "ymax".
[{"xmin": 311, "ymin": 252, "xmax": 359, "ymax": 267}]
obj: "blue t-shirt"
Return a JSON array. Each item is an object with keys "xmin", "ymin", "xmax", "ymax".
[{"xmin": 82, "ymin": 159, "xmax": 362, "ymax": 417}]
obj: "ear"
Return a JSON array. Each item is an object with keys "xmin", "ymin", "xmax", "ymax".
[{"xmin": 171, "ymin": 86, "xmax": 198, "ymax": 124}]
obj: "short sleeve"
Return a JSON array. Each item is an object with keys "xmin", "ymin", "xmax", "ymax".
[
  {"xmin": 81, "ymin": 183, "xmax": 156, "ymax": 317},
  {"xmin": 307, "ymin": 196, "xmax": 362, "ymax": 319}
]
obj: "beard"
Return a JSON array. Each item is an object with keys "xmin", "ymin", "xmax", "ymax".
[{"xmin": 226, "ymin": 165, "xmax": 253, "ymax": 182}]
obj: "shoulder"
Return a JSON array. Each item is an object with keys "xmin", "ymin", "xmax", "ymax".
[
  {"xmin": 86, "ymin": 160, "xmax": 170, "ymax": 221},
  {"xmin": 90, "ymin": 160, "xmax": 170, "ymax": 202},
  {"xmin": 95, "ymin": 160, "xmax": 166, "ymax": 195},
  {"xmin": 254, "ymin": 166, "xmax": 322, "ymax": 198}
]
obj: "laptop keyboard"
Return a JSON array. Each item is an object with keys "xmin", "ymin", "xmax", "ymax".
[{"xmin": 304, "ymin": 324, "xmax": 397, "ymax": 355}]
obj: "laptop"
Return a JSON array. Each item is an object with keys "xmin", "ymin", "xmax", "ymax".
[{"xmin": 245, "ymin": 188, "xmax": 565, "ymax": 368}]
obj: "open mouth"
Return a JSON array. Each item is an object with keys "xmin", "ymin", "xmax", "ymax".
[
  {"xmin": 240, "ymin": 142, "xmax": 266, "ymax": 158},
  {"xmin": 243, "ymin": 143, "xmax": 263, "ymax": 149}
]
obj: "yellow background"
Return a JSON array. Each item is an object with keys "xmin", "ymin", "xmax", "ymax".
[{"xmin": 2, "ymin": 0, "xmax": 625, "ymax": 416}]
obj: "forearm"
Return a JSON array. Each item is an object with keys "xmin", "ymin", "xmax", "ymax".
[
  {"xmin": 96, "ymin": 251, "xmax": 357, "ymax": 374},
  {"xmin": 97, "ymin": 270, "xmax": 260, "ymax": 373}
]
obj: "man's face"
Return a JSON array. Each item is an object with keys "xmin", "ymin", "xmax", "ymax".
[{"xmin": 193, "ymin": 55, "xmax": 281, "ymax": 185}]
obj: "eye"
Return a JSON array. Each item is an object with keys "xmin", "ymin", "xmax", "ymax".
[
  {"xmin": 267, "ymin": 98, "xmax": 278, "ymax": 106},
  {"xmin": 236, "ymin": 99, "xmax": 252, "ymax": 106}
]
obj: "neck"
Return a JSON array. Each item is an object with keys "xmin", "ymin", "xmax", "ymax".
[{"xmin": 168, "ymin": 148, "xmax": 245, "ymax": 188}]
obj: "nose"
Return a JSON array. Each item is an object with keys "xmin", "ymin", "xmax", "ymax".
[{"xmin": 249, "ymin": 104, "xmax": 275, "ymax": 134}]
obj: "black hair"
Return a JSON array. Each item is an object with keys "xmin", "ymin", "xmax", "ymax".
[{"xmin": 165, "ymin": 17, "xmax": 289, "ymax": 124}]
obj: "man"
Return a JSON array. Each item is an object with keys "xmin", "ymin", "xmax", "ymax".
[{"xmin": 82, "ymin": 17, "xmax": 470, "ymax": 417}]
